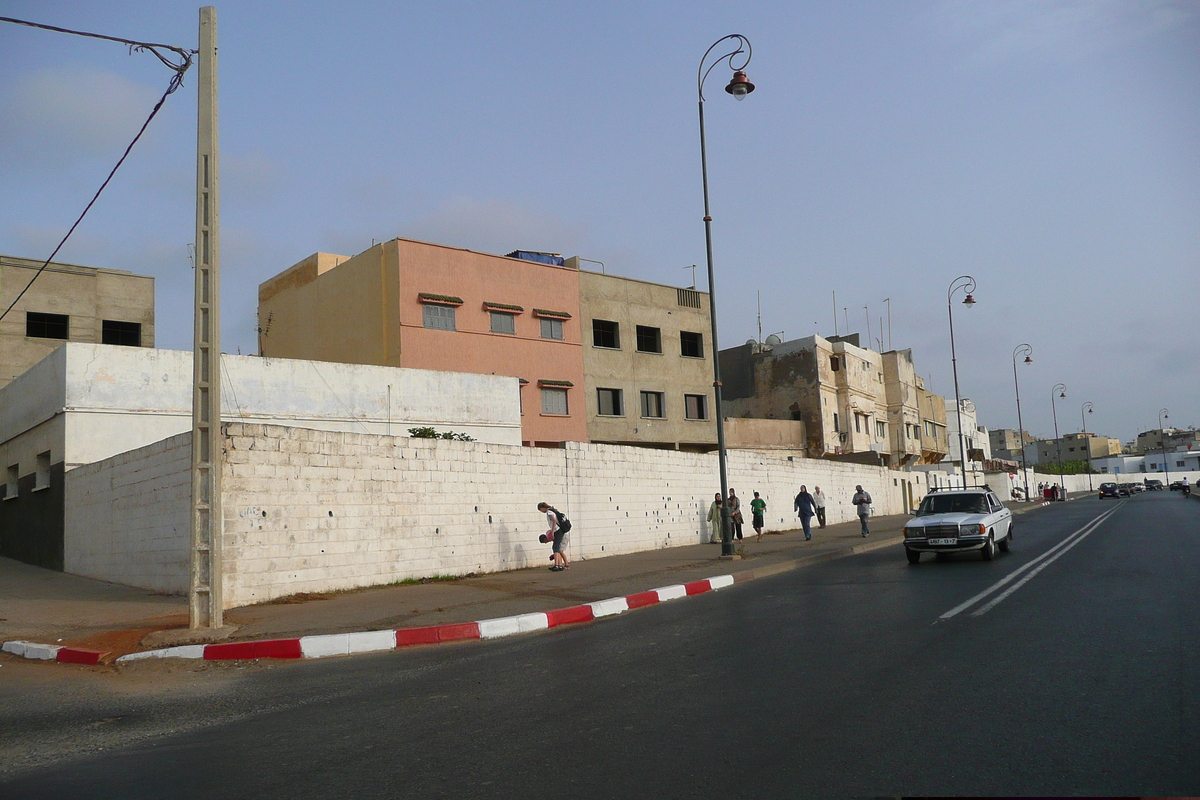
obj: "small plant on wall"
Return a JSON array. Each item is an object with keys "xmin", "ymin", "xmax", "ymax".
[{"xmin": 408, "ymin": 426, "xmax": 476, "ymax": 442}]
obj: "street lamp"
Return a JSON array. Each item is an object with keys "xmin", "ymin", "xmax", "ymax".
[
  {"xmin": 1159, "ymin": 408, "xmax": 1171, "ymax": 487},
  {"xmin": 1081, "ymin": 401, "xmax": 1094, "ymax": 493},
  {"xmin": 947, "ymin": 275, "xmax": 977, "ymax": 488},
  {"xmin": 1051, "ymin": 383, "xmax": 1067, "ymax": 500},
  {"xmin": 1011, "ymin": 343, "xmax": 1033, "ymax": 501},
  {"xmin": 697, "ymin": 34, "xmax": 755, "ymax": 557}
]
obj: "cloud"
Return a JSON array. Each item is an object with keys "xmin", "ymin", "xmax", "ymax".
[
  {"xmin": 0, "ymin": 66, "xmax": 162, "ymax": 169},
  {"xmin": 930, "ymin": 0, "xmax": 1200, "ymax": 63}
]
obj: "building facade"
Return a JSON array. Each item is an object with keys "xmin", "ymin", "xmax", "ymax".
[
  {"xmin": 989, "ymin": 428, "xmax": 1036, "ymax": 462},
  {"xmin": 577, "ymin": 270, "xmax": 716, "ymax": 451},
  {"xmin": 259, "ymin": 239, "xmax": 585, "ymax": 446},
  {"xmin": 0, "ymin": 254, "xmax": 154, "ymax": 388},
  {"xmin": 1026, "ymin": 431, "xmax": 1122, "ymax": 466}
]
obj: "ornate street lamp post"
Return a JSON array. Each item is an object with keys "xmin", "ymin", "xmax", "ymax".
[
  {"xmin": 1159, "ymin": 408, "xmax": 1171, "ymax": 487},
  {"xmin": 697, "ymin": 34, "xmax": 755, "ymax": 557},
  {"xmin": 1051, "ymin": 384, "xmax": 1067, "ymax": 499},
  {"xmin": 1011, "ymin": 343, "xmax": 1033, "ymax": 501},
  {"xmin": 947, "ymin": 276, "xmax": 977, "ymax": 487},
  {"xmin": 1081, "ymin": 402, "xmax": 1094, "ymax": 493}
]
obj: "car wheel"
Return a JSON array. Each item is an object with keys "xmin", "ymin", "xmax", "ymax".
[
  {"xmin": 981, "ymin": 533, "xmax": 996, "ymax": 561},
  {"xmin": 998, "ymin": 527, "xmax": 1012, "ymax": 553},
  {"xmin": 906, "ymin": 548, "xmax": 921, "ymax": 564}
]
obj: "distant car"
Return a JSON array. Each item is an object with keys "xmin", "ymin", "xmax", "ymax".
[
  {"xmin": 1099, "ymin": 482, "xmax": 1120, "ymax": 498},
  {"xmin": 1118, "ymin": 483, "xmax": 1135, "ymax": 496},
  {"xmin": 903, "ymin": 489, "xmax": 1013, "ymax": 564},
  {"xmin": 1170, "ymin": 481, "xmax": 1189, "ymax": 491},
  {"xmin": 1144, "ymin": 480, "xmax": 1164, "ymax": 491},
  {"xmin": 1130, "ymin": 483, "xmax": 1144, "ymax": 494}
]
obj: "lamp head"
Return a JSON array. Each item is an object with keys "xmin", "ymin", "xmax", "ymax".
[
  {"xmin": 1060, "ymin": 391, "xmax": 1066, "ymax": 398},
  {"xmin": 724, "ymin": 70, "xmax": 755, "ymax": 100},
  {"xmin": 962, "ymin": 293, "xmax": 976, "ymax": 307},
  {"xmin": 1023, "ymin": 355, "xmax": 1032, "ymax": 364}
]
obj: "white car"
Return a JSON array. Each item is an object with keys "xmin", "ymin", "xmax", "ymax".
[{"xmin": 903, "ymin": 488, "xmax": 1014, "ymax": 564}]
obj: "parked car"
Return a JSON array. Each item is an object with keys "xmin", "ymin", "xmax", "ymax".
[
  {"xmin": 1170, "ymin": 481, "xmax": 1191, "ymax": 492},
  {"xmin": 1118, "ymin": 483, "xmax": 1134, "ymax": 496},
  {"xmin": 1099, "ymin": 482, "xmax": 1120, "ymax": 498},
  {"xmin": 1144, "ymin": 480, "xmax": 1164, "ymax": 491},
  {"xmin": 903, "ymin": 488, "xmax": 1013, "ymax": 564}
]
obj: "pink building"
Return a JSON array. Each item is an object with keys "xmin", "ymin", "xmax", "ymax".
[{"xmin": 259, "ymin": 238, "xmax": 586, "ymax": 447}]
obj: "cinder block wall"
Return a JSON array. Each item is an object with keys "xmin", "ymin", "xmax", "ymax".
[
  {"xmin": 63, "ymin": 432, "xmax": 192, "ymax": 593},
  {"xmin": 220, "ymin": 423, "xmax": 926, "ymax": 607}
]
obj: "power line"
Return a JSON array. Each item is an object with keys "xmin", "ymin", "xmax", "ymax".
[{"xmin": 0, "ymin": 17, "xmax": 194, "ymax": 323}]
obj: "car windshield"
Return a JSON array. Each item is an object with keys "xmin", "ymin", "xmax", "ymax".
[{"xmin": 917, "ymin": 494, "xmax": 988, "ymax": 516}]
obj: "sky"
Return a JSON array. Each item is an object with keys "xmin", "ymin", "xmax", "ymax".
[{"xmin": 1, "ymin": 0, "xmax": 1197, "ymax": 445}]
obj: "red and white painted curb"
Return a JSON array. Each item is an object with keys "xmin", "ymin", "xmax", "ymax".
[
  {"xmin": 1, "ymin": 640, "xmax": 111, "ymax": 665},
  {"xmin": 2, "ymin": 575, "xmax": 737, "ymax": 665}
]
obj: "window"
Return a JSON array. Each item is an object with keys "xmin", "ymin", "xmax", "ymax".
[
  {"xmin": 1178, "ymin": 460, "xmax": 1186, "ymax": 468},
  {"xmin": 540, "ymin": 318, "xmax": 563, "ymax": 340},
  {"xmin": 640, "ymin": 391, "xmax": 665, "ymax": 418},
  {"xmin": 26, "ymin": 312, "xmax": 69, "ymax": 340},
  {"xmin": 854, "ymin": 414, "xmax": 862, "ymax": 434},
  {"xmin": 34, "ymin": 452, "xmax": 51, "ymax": 491},
  {"xmin": 489, "ymin": 312, "xmax": 515, "ymax": 335},
  {"xmin": 541, "ymin": 388, "xmax": 568, "ymax": 415},
  {"xmin": 4, "ymin": 464, "xmax": 17, "ymax": 500},
  {"xmin": 685, "ymin": 394, "xmax": 708, "ymax": 420},
  {"xmin": 596, "ymin": 388, "xmax": 623, "ymax": 416},
  {"xmin": 102, "ymin": 320, "xmax": 142, "ymax": 346},
  {"xmin": 635, "ymin": 325, "xmax": 662, "ymax": 354},
  {"xmin": 876, "ymin": 421, "xmax": 886, "ymax": 439},
  {"xmin": 423, "ymin": 304, "xmax": 456, "ymax": 331},
  {"xmin": 592, "ymin": 319, "xmax": 620, "ymax": 349},
  {"xmin": 830, "ymin": 355, "xmax": 840, "ymax": 371},
  {"xmin": 680, "ymin": 331, "xmax": 704, "ymax": 358},
  {"xmin": 833, "ymin": 413, "xmax": 840, "ymax": 432}
]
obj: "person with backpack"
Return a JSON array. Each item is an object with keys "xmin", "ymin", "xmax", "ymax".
[{"xmin": 538, "ymin": 502, "xmax": 571, "ymax": 571}]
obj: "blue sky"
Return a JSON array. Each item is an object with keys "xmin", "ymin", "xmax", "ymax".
[{"xmin": 1, "ymin": 1, "xmax": 1197, "ymax": 443}]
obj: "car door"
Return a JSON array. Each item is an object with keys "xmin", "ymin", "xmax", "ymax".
[{"xmin": 988, "ymin": 492, "xmax": 1010, "ymax": 537}]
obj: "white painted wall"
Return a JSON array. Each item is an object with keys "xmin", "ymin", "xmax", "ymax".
[
  {"xmin": 217, "ymin": 423, "xmax": 931, "ymax": 608},
  {"xmin": 0, "ymin": 343, "xmax": 524, "ymax": 477},
  {"xmin": 63, "ymin": 432, "xmax": 192, "ymax": 592}
]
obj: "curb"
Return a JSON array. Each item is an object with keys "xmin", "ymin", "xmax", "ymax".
[{"xmin": 2, "ymin": 535, "xmax": 906, "ymax": 666}]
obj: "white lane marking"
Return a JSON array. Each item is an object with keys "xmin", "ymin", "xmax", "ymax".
[{"xmin": 939, "ymin": 501, "xmax": 1125, "ymax": 620}]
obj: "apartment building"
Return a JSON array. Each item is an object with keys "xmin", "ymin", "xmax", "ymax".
[
  {"xmin": 578, "ymin": 270, "xmax": 716, "ymax": 451},
  {"xmin": 719, "ymin": 333, "xmax": 949, "ymax": 466},
  {"xmin": 0, "ymin": 254, "xmax": 154, "ymax": 388},
  {"xmin": 259, "ymin": 239, "xmax": 585, "ymax": 446}
]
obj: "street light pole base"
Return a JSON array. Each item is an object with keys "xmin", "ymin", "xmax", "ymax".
[{"xmin": 718, "ymin": 554, "xmax": 742, "ymax": 561}]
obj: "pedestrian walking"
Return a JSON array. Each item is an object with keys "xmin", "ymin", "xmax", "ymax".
[
  {"xmin": 537, "ymin": 501, "xmax": 571, "ymax": 571},
  {"xmin": 750, "ymin": 491, "xmax": 767, "ymax": 542},
  {"xmin": 728, "ymin": 488, "xmax": 743, "ymax": 540},
  {"xmin": 706, "ymin": 493, "xmax": 724, "ymax": 543},
  {"xmin": 812, "ymin": 485, "xmax": 827, "ymax": 528},
  {"xmin": 794, "ymin": 485, "xmax": 816, "ymax": 541},
  {"xmin": 851, "ymin": 485, "xmax": 872, "ymax": 537}
]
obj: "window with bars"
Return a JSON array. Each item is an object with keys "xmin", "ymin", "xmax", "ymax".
[
  {"xmin": 636, "ymin": 325, "xmax": 662, "ymax": 353},
  {"xmin": 592, "ymin": 319, "xmax": 620, "ymax": 348},
  {"xmin": 26, "ymin": 312, "xmax": 69, "ymax": 340},
  {"xmin": 680, "ymin": 331, "xmax": 704, "ymax": 358},
  {"xmin": 102, "ymin": 320, "xmax": 142, "ymax": 346}
]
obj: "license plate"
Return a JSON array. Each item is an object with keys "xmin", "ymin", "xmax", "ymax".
[{"xmin": 928, "ymin": 538, "xmax": 957, "ymax": 546}]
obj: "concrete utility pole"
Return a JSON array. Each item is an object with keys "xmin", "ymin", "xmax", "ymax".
[{"xmin": 190, "ymin": 6, "xmax": 222, "ymax": 628}]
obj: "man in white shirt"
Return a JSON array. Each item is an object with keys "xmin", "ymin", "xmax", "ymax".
[
  {"xmin": 812, "ymin": 486, "xmax": 827, "ymax": 528},
  {"xmin": 851, "ymin": 485, "xmax": 872, "ymax": 537}
]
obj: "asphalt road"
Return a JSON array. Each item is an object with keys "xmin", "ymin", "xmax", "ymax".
[{"xmin": 3, "ymin": 492, "xmax": 1198, "ymax": 798}]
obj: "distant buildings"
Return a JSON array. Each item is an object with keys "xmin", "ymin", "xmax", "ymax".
[
  {"xmin": 989, "ymin": 428, "xmax": 1036, "ymax": 463},
  {"xmin": 0, "ymin": 254, "xmax": 154, "ymax": 389},
  {"xmin": 718, "ymin": 333, "xmax": 949, "ymax": 467},
  {"xmin": 1024, "ymin": 431, "xmax": 1122, "ymax": 467}
]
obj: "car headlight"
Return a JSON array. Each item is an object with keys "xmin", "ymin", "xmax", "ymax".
[
  {"xmin": 904, "ymin": 527, "xmax": 923, "ymax": 538},
  {"xmin": 960, "ymin": 523, "xmax": 985, "ymax": 536}
]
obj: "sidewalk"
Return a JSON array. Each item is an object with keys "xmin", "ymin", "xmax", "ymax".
[{"xmin": 1, "ymin": 498, "xmax": 1060, "ymax": 664}]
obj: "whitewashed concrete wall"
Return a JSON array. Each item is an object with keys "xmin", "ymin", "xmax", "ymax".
[
  {"xmin": 63, "ymin": 432, "xmax": 191, "ymax": 593},
  {"xmin": 220, "ymin": 423, "xmax": 931, "ymax": 607}
]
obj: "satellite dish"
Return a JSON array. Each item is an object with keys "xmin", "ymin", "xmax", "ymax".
[
  {"xmin": 745, "ymin": 339, "xmax": 757, "ymax": 346},
  {"xmin": 765, "ymin": 334, "xmax": 782, "ymax": 345}
]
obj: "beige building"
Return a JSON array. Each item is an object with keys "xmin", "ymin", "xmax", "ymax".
[
  {"xmin": 1030, "ymin": 431, "xmax": 1122, "ymax": 465},
  {"xmin": 720, "ymin": 333, "xmax": 948, "ymax": 466},
  {"xmin": 0, "ymin": 255, "xmax": 154, "ymax": 388},
  {"xmin": 577, "ymin": 270, "xmax": 716, "ymax": 451}
]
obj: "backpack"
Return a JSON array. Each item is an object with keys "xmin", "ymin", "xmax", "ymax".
[{"xmin": 554, "ymin": 510, "xmax": 572, "ymax": 534}]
